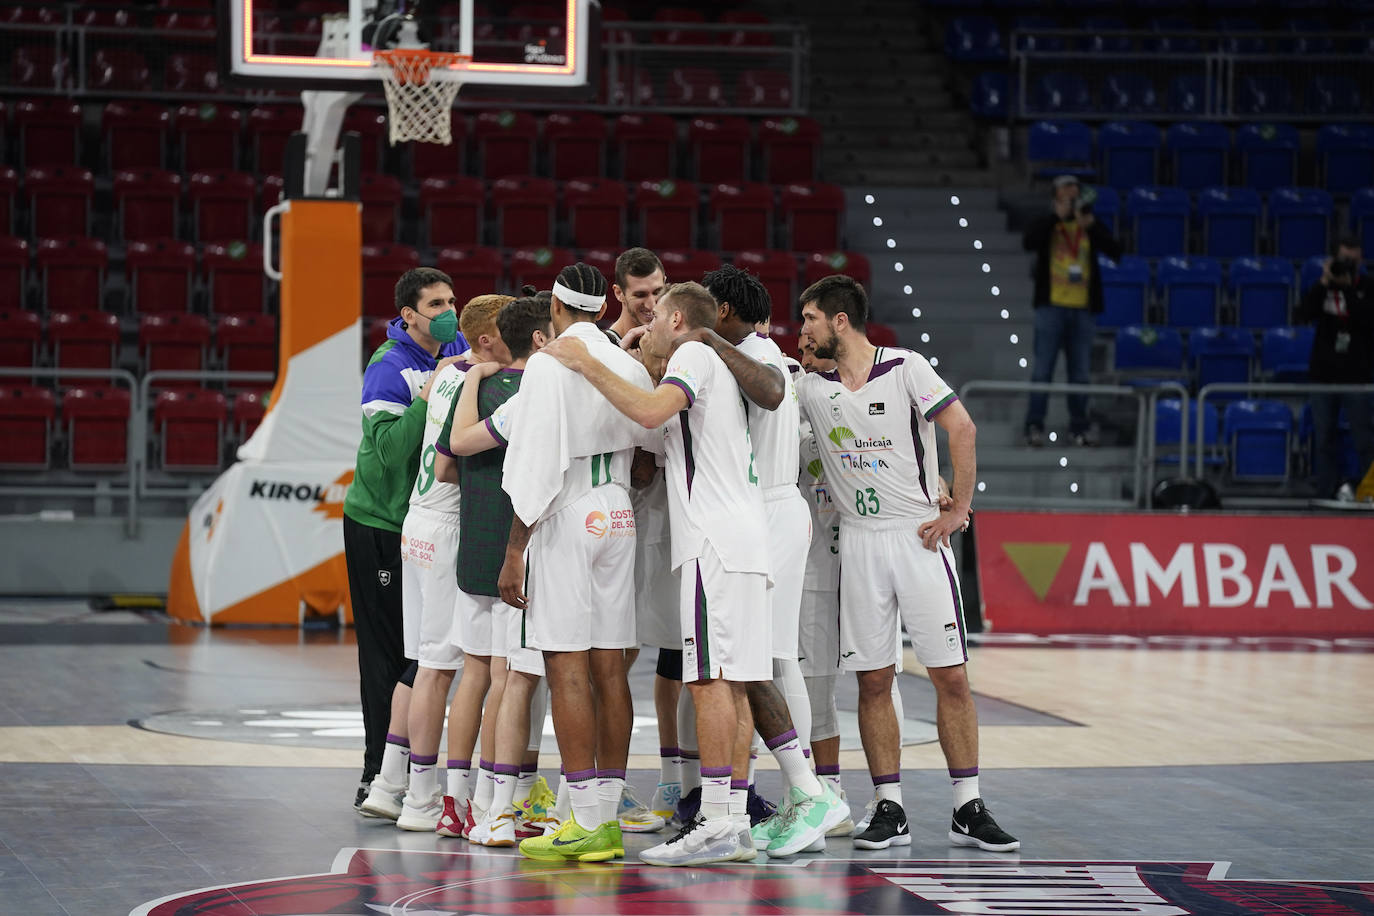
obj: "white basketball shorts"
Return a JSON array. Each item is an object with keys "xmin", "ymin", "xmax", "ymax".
[
  {"xmin": 765, "ymin": 487, "xmax": 810, "ymax": 660},
  {"xmin": 400, "ymin": 505, "xmax": 464, "ymax": 671},
  {"xmin": 679, "ymin": 542, "xmax": 771, "ymax": 684}
]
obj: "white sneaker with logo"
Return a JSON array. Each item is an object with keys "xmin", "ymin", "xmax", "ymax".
[
  {"xmin": 640, "ymin": 815, "xmax": 741, "ymax": 867},
  {"xmin": 359, "ymin": 776, "xmax": 406, "ymax": 821},
  {"xmin": 396, "ymin": 790, "xmax": 444, "ymax": 831}
]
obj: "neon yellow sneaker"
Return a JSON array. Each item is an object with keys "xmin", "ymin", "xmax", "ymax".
[{"xmin": 518, "ymin": 816, "xmax": 624, "ymax": 862}]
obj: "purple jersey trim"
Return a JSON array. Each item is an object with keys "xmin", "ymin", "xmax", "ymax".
[{"xmin": 662, "ymin": 376, "xmax": 695, "ymax": 407}]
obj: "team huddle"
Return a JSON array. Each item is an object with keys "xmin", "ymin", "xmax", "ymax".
[{"xmin": 340, "ymin": 248, "xmax": 1019, "ymax": 867}]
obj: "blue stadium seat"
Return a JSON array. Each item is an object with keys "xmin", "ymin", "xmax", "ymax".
[
  {"xmin": 1316, "ymin": 124, "xmax": 1374, "ymax": 194},
  {"xmin": 946, "ymin": 17, "xmax": 1006, "ymax": 62},
  {"xmin": 1127, "ymin": 186, "xmax": 1190, "ymax": 257},
  {"xmin": 1352, "ymin": 188, "xmax": 1374, "ymax": 244},
  {"xmin": 1307, "ymin": 76, "xmax": 1362, "ymax": 116},
  {"xmin": 1090, "ymin": 185, "xmax": 1120, "ymax": 235},
  {"xmin": 1099, "ymin": 121, "xmax": 1161, "ymax": 189},
  {"xmin": 1027, "ymin": 120, "xmax": 1096, "ymax": 180},
  {"xmin": 1168, "ymin": 76, "xmax": 1214, "ymax": 116},
  {"xmin": 1197, "ymin": 186, "xmax": 1261, "ymax": 258},
  {"xmin": 1159, "ymin": 256, "xmax": 1223, "ymax": 327},
  {"xmin": 1299, "ymin": 255, "xmax": 1327, "ymax": 295},
  {"xmin": 1114, "ymin": 325, "xmax": 1186, "ymax": 386},
  {"xmin": 1033, "ymin": 72, "xmax": 1092, "ymax": 114},
  {"xmin": 1145, "ymin": 17, "xmax": 1203, "ymax": 53},
  {"xmin": 1097, "ymin": 254, "xmax": 1150, "ymax": 328},
  {"xmin": 1217, "ymin": 18, "xmax": 1266, "ymax": 53},
  {"xmin": 1236, "ymin": 76, "xmax": 1294, "ymax": 116},
  {"xmin": 1190, "ymin": 326, "xmax": 1254, "ymax": 396},
  {"xmin": 1224, "ymin": 399, "xmax": 1292, "ymax": 481},
  {"xmin": 1236, "ymin": 123, "xmax": 1298, "ymax": 191},
  {"xmin": 1156, "ymin": 398, "xmax": 1223, "ymax": 468},
  {"xmin": 1167, "ymin": 122, "xmax": 1229, "ymax": 190},
  {"xmin": 1229, "ymin": 257, "xmax": 1293, "ymax": 329},
  {"xmin": 1269, "ymin": 187, "xmax": 1332, "ymax": 260},
  {"xmin": 1013, "ymin": 16, "xmax": 1065, "ymax": 52},
  {"xmin": 1281, "ymin": 17, "xmax": 1336, "ymax": 54},
  {"xmin": 1081, "ymin": 17, "xmax": 1132, "ymax": 53},
  {"xmin": 1260, "ymin": 326, "xmax": 1314, "ymax": 382},
  {"xmin": 970, "ymin": 71, "xmax": 1010, "ymax": 119},
  {"xmin": 1103, "ymin": 74, "xmax": 1159, "ymax": 115}
]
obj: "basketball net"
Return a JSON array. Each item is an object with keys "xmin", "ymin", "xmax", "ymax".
[{"xmin": 373, "ymin": 49, "xmax": 468, "ymax": 146}]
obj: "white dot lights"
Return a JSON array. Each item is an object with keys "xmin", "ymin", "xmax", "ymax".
[
  {"xmin": 1009, "ymin": 334, "xmax": 1019, "ymax": 344},
  {"xmin": 873, "ymin": 216, "xmax": 883, "ymax": 227},
  {"xmin": 1019, "ymin": 357, "xmax": 1028, "ymax": 368},
  {"xmin": 1070, "ymin": 482, "xmax": 1079, "ymax": 493},
  {"xmin": 977, "ymin": 481, "xmax": 987, "ymax": 492},
  {"xmin": 886, "ymin": 238, "xmax": 896, "ymax": 248},
  {"xmin": 930, "ymin": 356, "xmax": 939, "ymax": 366},
  {"xmin": 1048, "ymin": 431, "xmax": 1058, "ymax": 443},
  {"xmin": 911, "ymin": 307, "xmax": 922, "ymax": 317},
  {"xmin": 865, "ymin": 194, "xmax": 875, "ymax": 204},
  {"xmin": 973, "ymin": 240, "xmax": 983, "ymax": 250},
  {"xmin": 1059, "ymin": 456, "xmax": 1069, "ymax": 467},
  {"xmin": 991, "ymin": 286, "xmax": 1001, "ymax": 296},
  {"xmin": 981, "ymin": 263, "xmax": 991, "ymax": 273},
  {"xmin": 903, "ymin": 285, "xmax": 913, "ymax": 295},
  {"xmin": 894, "ymin": 262, "xmax": 904, "ymax": 272},
  {"xmin": 959, "ymin": 217, "xmax": 968, "ymax": 227},
  {"xmin": 950, "ymin": 195, "xmax": 960, "ymax": 205},
  {"xmin": 920, "ymin": 332, "xmax": 931, "ymax": 343},
  {"xmin": 1000, "ymin": 308, "xmax": 1009, "ymax": 318}
]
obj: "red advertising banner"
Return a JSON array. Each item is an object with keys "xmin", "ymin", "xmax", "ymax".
[{"xmin": 976, "ymin": 511, "xmax": 1374, "ymax": 636}]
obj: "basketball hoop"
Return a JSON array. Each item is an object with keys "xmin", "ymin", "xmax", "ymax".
[{"xmin": 373, "ymin": 49, "xmax": 469, "ymax": 146}]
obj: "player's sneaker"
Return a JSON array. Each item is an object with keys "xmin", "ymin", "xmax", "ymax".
[
  {"xmin": 396, "ymin": 790, "xmax": 444, "ymax": 832},
  {"xmin": 948, "ymin": 798, "xmax": 1020, "ymax": 852},
  {"xmin": 649, "ymin": 782, "xmax": 681, "ymax": 821},
  {"xmin": 745, "ymin": 786, "xmax": 776, "ymax": 826},
  {"xmin": 516, "ymin": 784, "xmax": 557, "ymax": 839},
  {"xmin": 469, "ymin": 810, "xmax": 518, "ymax": 847},
  {"xmin": 519, "ymin": 816, "xmax": 623, "ymax": 862},
  {"xmin": 528, "ymin": 775, "xmax": 556, "ymax": 812},
  {"xmin": 673, "ymin": 786, "xmax": 701, "ymax": 827},
  {"xmin": 730, "ymin": 814, "xmax": 758, "ymax": 861},
  {"xmin": 640, "ymin": 815, "xmax": 742, "ymax": 867},
  {"xmin": 358, "ymin": 775, "xmax": 406, "ymax": 821},
  {"xmin": 852, "ymin": 799, "xmax": 912, "ymax": 850},
  {"xmin": 765, "ymin": 782, "xmax": 846, "ymax": 858},
  {"xmin": 851, "ymin": 796, "xmax": 879, "ymax": 837},
  {"xmin": 463, "ymin": 803, "xmax": 485, "ymax": 843},
  {"xmin": 827, "ymin": 789, "xmax": 855, "ymax": 836},
  {"xmin": 436, "ymin": 796, "xmax": 466, "ymax": 838},
  {"xmin": 618, "ymin": 784, "xmax": 666, "ymax": 833},
  {"xmin": 354, "ymin": 780, "xmax": 374, "ymax": 816}
]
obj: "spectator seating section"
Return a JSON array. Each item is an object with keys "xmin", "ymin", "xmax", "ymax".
[
  {"xmin": 1260, "ymin": 326, "xmax": 1314, "ymax": 382},
  {"xmin": 615, "ymin": 114, "xmax": 677, "ymax": 183},
  {"xmin": 475, "ymin": 111, "xmax": 539, "ymax": 180},
  {"xmin": 735, "ymin": 249, "xmax": 797, "ymax": 323},
  {"xmin": 103, "ymin": 101, "xmax": 169, "ymax": 171},
  {"xmin": 1155, "ymin": 398, "xmax": 1222, "ymax": 468},
  {"xmin": 0, "ymin": 309, "xmax": 41, "ymax": 371},
  {"xmin": 218, "ymin": 313, "xmax": 277, "ymax": 374},
  {"xmin": 1098, "ymin": 255, "xmax": 1150, "ymax": 328},
  {"xmin": 709, "ymin": 182, "xmax": 773, "ymax": 251},
  {"xmin": 564, "ymin": 178, "xmax": 627, "ymax": 250},
  {"xmin": 1230, "ymin": 257, "xmax": 1292, "ymax": 329},
  {"xmin": 1114, "ymin": 325, "xmax": 1184, "ymax": 385},
  {"xmin": 759, "ymin": 117, "xmax": 820, "ymax": 185},
  {"xmin": 1316, "ymin": 124, "xmax": 1374, "ymax": 195},
  {"xmin": 780, "ymin": 183, "xmax": 845, "ymax": 253},
  {"xmin": 1196, "ymin": 187, "xmax": 1260, "ymax": 258},
  {"xmin": 26, "ymin": 166, "xmax": 94, "ymax": 238},
  {"xmin": 359, "ymin": 173, "xmax": 404, "ymax": 245},
  {"xmin": 113, "ymin": 169, "xmax": 180, "ymax": 240},
  {"xmin": 203, "ymin": 242, "xmax": 264, "ymax": 313},
  {"xmin": 435, "ymin": 247, "xmax": 504, "ymax": 307},
  {"xmin": 804, "ymin": 250, "xmax": 872, "ymax": 297},
  {"xmin": 635, "ymin": 180, "xmax": 698, "ymax": 252},
  {"xmin": 0, "ymin": 384, "xmax": 55, "ymax": 468},
  {"xmin": 38, "ymin": 238, "xmax": 107, "ymax": 311},
  {"xmin": 511, "ymin": 246, "xmax": 574, "ymax": 291},
  {"xmin": 49, "ymin": 310, "xmax": 119, "ymax": 384},
  {"xmin": 362, "ymin": 245, "xmax": 421, "ymax": 318},
  {"xmin": 545, "ymin": 111, "xmax": 605, "ymax": 182},
  {"xmin": 1236, "ymin": 123, "xmax": 1297, "ymax": 191},
  {"xmin": 1158, "ymin": 256, "xmax": 1222, "ymax": 327},
  {"xmin": 1190, "ymin": 325, "xmax": 1253, "ymax": 395},
  {"xmin": 176, "ymin": 104, "xmax": 241, "ymax": 172},
  {"xmin": 140, "ymin": 313, "xmax": 211, "ymax": 385},
  {"xmin": 63, "ymin": 385, "xmax": 131, "ymax": 469},
  {"xmin": 1268, "ymin": 187, "xmax": 1332, "ymax": 260},
  {"xmin": 491, "ymin": 176, "xmax": 557, "ymax": 248},
  {"xmin": 1353, "ymin": 189, "xmax": 1374, "ymax": 244},
  {"xmin": 1127, "ymin": 187, "xmax": 1189, "ymax": 258},
  {"xmin": 231, "ymin": 390, "xmax": 268, "ymax": 443},
  {"xmin": 1099, "ymin": 121, "xmax": 1160, "ymax": 190},
  {"xmin": 690, "ymin": 117, "xmax": 751, "ymax": 184},
  {"xmin": 1028, "ymin": 120, "xmax": 1095, "ymax": 181},
  {"xmin": 126, "ymin": 238, "xmax": 195, "ymax": 313},
  {"xmin": 1225, "ymin": 399, "xmax": 1292, "ymax": 481},
  {"xmin": 1166, "ymin": 123, "xmax": 1229, "ymax": 191},
  {"xmin": 189, "ymin": 171, "xmax": 256, "ymax": 243},
  {"xmin": 155, "ymin": 388, "xmax": 225, "ymax": 471},
  {"xmin": 0, "ymin": 238, "xmax": 29, "ymax": 309},
  {"xmin": 419, "ymin": 176, "xmax": 484, "ymax": 249}
]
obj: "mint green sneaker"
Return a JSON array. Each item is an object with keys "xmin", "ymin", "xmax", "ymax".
[{"xmin": 766, "ymin": 782, "xmax": 844, "ymax": 858}]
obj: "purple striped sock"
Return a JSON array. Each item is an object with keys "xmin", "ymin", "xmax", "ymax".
[
  {"xmin": 949, "ymin": 767, "xmax": 979, "ymax": 778},
  {"xmin": 660, "ymin": 746, "xmax": 680, "ymax": 758},
  {"xmin": 872, "ymin": 772, "xmax": 901, "ymax": 786},
  {"xmin": 565, "ymin": 767, "xmax": 597, "ymax": 782},
  {"xmin": 680, "ymin": 749, "xmax": 700, "ymax": 759},
  {"xmin": 478, "ymin": 758, "xmax": 494, "ymax": 771},
  {"xmin": 520, "ymin": 762, "xmax": 538, "ymax": 775},
  {"xmin": 409, "ymin": 753, "xmax": 438, "ymax": 766},
  {"xmin": 730, "ymin": 779, "xmax": 749, "ymax": 791},
  {"xmin": 816, "ymin": 764, "xmax": 841, "ymax": 776},
  {"xmin": 494, "ymin": 763, "xmax": 520, "ymax": 777},
  {"xmin": 765, "ymin": 728, "xmax": 798, "ymax": 751},
  {"xmin": 385, "ymin": 733, "xmax": 410, "ymax": 748},
  {"xmin": 596, "ymin": 768, "xmax": 627, "ymax": 779},
  {"xmin": 448, "ymin": 758, "xmax": 470, "ymax": 769},
  {"xmin": 700, "ymin": 765, "xmax": 732, "ymax": 778}
]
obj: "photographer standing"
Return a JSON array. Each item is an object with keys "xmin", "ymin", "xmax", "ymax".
[
  {"xmin": 1301, "ymin": 236, "xmax": 1374, "ymax": 502},
  {"xmin": 1021, "ymin": 176, "xmax": 1122, "ymax": 447}
]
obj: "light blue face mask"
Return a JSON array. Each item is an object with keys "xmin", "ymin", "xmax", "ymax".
[{"xmin": 425, "ymin": 309, "xmax": 459, "ymax": 344}]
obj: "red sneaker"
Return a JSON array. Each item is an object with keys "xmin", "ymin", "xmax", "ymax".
[
  {"xmin": 436, "ymin": 796, "xmax": 466, "ymax": 839},
  {"xmin": 463, "ymin": 802, "xmax": 481, "ymax": 843}
]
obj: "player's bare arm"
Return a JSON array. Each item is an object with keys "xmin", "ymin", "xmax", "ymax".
[
  {"xmin": 541, "ymin": 337, "xmax": 687, "ymax": 428},
  {"xmin": 440, "ymin": 362, "xmax": 504, "ymax": 458},
  {"xmin": 918, "ymin": 400, "xmax": 977, "ymax": 551},
  {"xmin": 673, "ymin": 327, "xmax": 784, "ymax": 410},
  {"xmin": 497, "ymin": 516, "xmax": 536, "ymax": 610}
]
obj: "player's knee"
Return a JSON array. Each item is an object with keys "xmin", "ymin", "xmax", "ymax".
[
  {"xmin": 856, "ymin": 668, "xmax": 894, "ymax": 700},
  {"xmin": 656, "ymin": 648, "xmax": 683, "ymax": 680},
  {"xmin": 928, "ymin": 664, "xmax": 971, "ymax": 698}
]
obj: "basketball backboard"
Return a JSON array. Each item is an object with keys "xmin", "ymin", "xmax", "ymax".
[{"xmin": 220, "ymin": 0, "xmax": 596, "ymax": 91}]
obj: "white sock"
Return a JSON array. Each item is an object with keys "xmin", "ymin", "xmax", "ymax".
[
  {"xmin": 568, "ymin": 773, "xmax": 600, "ymax": 828},
  {"xmin": 597, "ymin": 774, "xmax": 626, "ymax": 826},
  {"xmin": 489, "ymin": 764, "xmax": 518, "ymax": 817},
  {"xmin": 553, "ymin": 769, "xmax": 570, "ymax": 820},
  {"xmin": 875, "ymin": 779, "xmax": 903, "ymax": 808},
  {"xmin": 681, "ymin": 752, "xmax": 701, "ymax": 795},
  {"xmin": 823, "ymin": 771, "xmax": 843, "ymax": 794},
  {"xmin": 951, "ymin": 770, "xmax": 980, "ymax": 810},
  {"xmin": 446, "ymin": 760, "xmax": 472, "ymax": 802},
  {"xmin": 407, "ymin": 754, "xmax": 439, "ymax": 802},
  {"xmin": 659, "ymin": 748, "xmax": 683, "ymax": 786},
  {"xmin": 473, "ymin": 761, "xmax": 496, "ymax": 814},
  {"xmin": 729, "ymin": 781, "xmax": 748, "ymax": 818},
  {"xmin": 514, "ymin": 767, "xmax": 536, "ymax": 806},
  {"xmin": 765, "ymin": 728, "xmax": 822, "ymax": 797},
  {"xmin": 700, "ymin": 767, "xmax": 731, "ymax": 820},
  {"xmin": 379, "ymin": 737, "xmax": 410, "ymax": 787}
]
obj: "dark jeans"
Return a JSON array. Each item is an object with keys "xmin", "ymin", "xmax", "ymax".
[
  {"xmin": 343, "ymin": 514, "xmax": 407, "ymax": 781},
  {"xmin": 1025, "ymin": 303, "xmax": 1096, "ymax": 434},
  {"xmin": 1311, "ymin": 391, "xmax": 1374, "ymax": 497}
]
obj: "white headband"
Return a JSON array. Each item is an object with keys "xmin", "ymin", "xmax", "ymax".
[{"xmin": 553, "ymin": 281, "xmax": 605, "ymax": 312}]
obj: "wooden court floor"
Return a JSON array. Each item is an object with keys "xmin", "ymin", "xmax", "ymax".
[{"xmin": 1, "ymin": 601, "xmax": 1372, "ymax": 916}]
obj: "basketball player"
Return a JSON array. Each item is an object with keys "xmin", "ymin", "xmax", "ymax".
[
  {"xmin": 604, "ymin": 247, "xmax": 666, "ymax": 346},
  {"xmin": 445, "ymin": 263, "xmax": 655, "ymax": 863},
  {"xmin": 389, "ymin": 294, "xmax": 512, "ymax": 831},
  {"xmin": 542, "ymin": 281, "xmax": 772, "ymax": 866},
  {"xmin": 795, "ymin": 275, "xmax": 1019, "ymax": 853},
  {"xmin": 346, "ymin": 267, "xmax": 468, "ymax": 817}
]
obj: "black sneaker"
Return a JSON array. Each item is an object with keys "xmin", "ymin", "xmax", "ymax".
[
  {"xmin": 949, "ymin": 798, "xmax": 1019, "ymax": 852},
  {"xmin": 746, "ymin": 786, "xmax": 777, "ymax": 827},
  {"xmin": 673, "ymin": 786, "xmax": 701, "ymax": 828},
  {"xmin": 353, "ymin": 781, "xmax": 371, "ymax": 812},
  {"xmin": 852, "ymin": 799, "xmax": 911, "ymax": 849}
]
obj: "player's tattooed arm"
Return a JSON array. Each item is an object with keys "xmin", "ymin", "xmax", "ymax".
[
  {"xmin": 677, "ymin": 327, "xmax": 784, "ymax": 410},
  {"xmin": 498, "ymin": 516, "xmax": 535, "ymax": 610}
]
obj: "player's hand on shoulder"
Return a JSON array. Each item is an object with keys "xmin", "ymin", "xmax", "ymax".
[
  {"xmin": 619, "ymin": 323, "xmax": 650, "ymax": 352},
  {"xmin": 541, "ymin": 336, "xmax": 590, "ymax": 370},
  {"xmin": 669, "ymin": 326, "xmax": 713, "ymax": 355},
  {"xmin": 466, "ymin": 360, "xmax": 502, "ymax": 380}
]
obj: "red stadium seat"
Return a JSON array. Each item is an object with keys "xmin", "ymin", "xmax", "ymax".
[
  {"xmin": 203, "ymin": 241, "xmax": 264, "ymax": 313},
  {"xmin": 359, "ymin": 173, "xmax": 404, "ymax": 244},
  {"xmin": 780, "ymin": 183, "xmax": 846, "ymax": 252},
  {"xmin": 689, "ymin": 117, "xmax": 751, "ymax": 184},
  {"xmin": 509, "ymin": 3, "xmax": 564, "ymax": 44},
  {"xmin": 113, "ymin": 169, "xmax": 181, "ymax": 241},
  {"xmin": 218, "ymin": 313, "xmax": 277, "ymax": 375},
  {"xmin": 710, "ymin": 182, "xmax": 774, "ymax": 251},
  {"xmin": 738, "ymin": 70, "xmax": 793, "ymax": 109},
  {"xmin": 126, "ymin": 238, "xmax": 195, "ymax": 313},
  {"xmin": 188, "ymin": 171, "xmax": 256, "ymax": 243},
  {"xmin": 410, "ymin": 112, "xmax": 467, "ymax": 178},
  {"xmin": 0, "ymin": 167, "xmax": 15, "ymax": 236},
  {"xmin": 615, "ymin": 114, "xmax": 676, "ymax": 182},
  {"xmin": 231, "ymin": 390, "xmax": 268, "ymax": 443},
  {"xmin": 90, "ymin": 48, "xmax": 149, "ymax": 91},
  {"xmin": 154, "ymin": 389, "xmax": 226, "ymax": 471},
  {"xmin": 63, "ymin": 386, "xmax": 131, "ymax": 469},
  {"xmin": 48, "ymin": 310, "xmax": 119, "ymax": 384},
  {"xmin": 546, "ymin": 112, "xmax": 607, "ymax": 181},
  {"xmin": 141, "ymin": 313, "xmax": 212, "ymax": 386},
  {"xmin": 10, "ymin": 45, "xmax": 72, "ymax": 92},
  {"xmin": 366, "ymin": 317, "xmax": 390, "ymax": 356},
  {"xmin": 804, "ymin": 250, "xmax": 872, "ymax": 294},
  {"xmin": 654, "ymin": 7, "xmax": 710, "ymax": 45},
  {"xmin": 175, "ymin": 104, "xmax": 242, "ymax": 172},
  {"xmin": 659, "ymin": 249, "xmax": 722, "ymax": 285},
  {"xmin": 511, "ymin": 246, "xmax": 574, "ymax": 292},
  {"xmin": 491, "ymin": 176, "xmax": 556, "ymax": 248},
  {"xmin": 581, "ymin": 248, "xmax": 619, "ymax": 321},
  {"xmin": 475, "ymin": 110, "xmax": 538, "ymax": 180},
  {"xmin": 362, "ymin": 244, "xmax": 421, "ymax": 318},
  {"xmin": 0, "ymin": 309, "xmax": 41, "ymax": 371},
  {"xmin": 248, "ymin": 105, "xmax": 298, "ymax": 175},
  {"xmin": 26, "ymin": 167, "xmax": 94, "ymax": 239},
  {"xmin": 868, "ymin": 323, "xmax": 899, "ymax": 347},
  {"xmin": 735, "ymin": 249, "xmax": 799, "ymax": 323},
  {"xmin": 260, "ymin": 174, "xmax": 284, "ymax": 214},
  {"xmin": 604, "ymin": 66, "xmax": 656, "ymax": 108},
  {"xmin": 103, "ymin": 102, "xmax": 170, "ymax": 171},
  {"xmin": 0, "ymin": 236, "xmax": 24, "ymax": 309},
  {"xmin": 635, "ymin": 180, "xmax": 699, "ymax": 252},
  {"xmin": 721, "ymin": 9, "xmax": 773, "ymax": 47},
  {"xmin": 419, "ymin": 176, "xmax": 484, "ymax": 248},
  {"xmin": 564, "ymin": 178, "xmax": 627, "ymax": 249},
  {"xmin": 164, "ymin": 53, "xmax": 220, "ymax": 93},
  {"xmin": 0, "ymin": 385, "xmax": 54, "ymax": 468},
  {"xmin": 760, "ymin": 117, "xmax": 822, "ymax": 184},
  {"xmin": 343, "ymin": 108, "xmax": 387, "ymax": 174},
  {"xmin": 668, "ymin": 68, "xmax": 725, "ymax": 108},
  {"xmin": 435, "ymin": 246, "xmax": 506, "ymax": 308},
  {"xmin": 15, "ymin": 99, "xmax": 81, "ymax": 168},
  {"xmin": 37, "ymin": 238, "xmax": 107, "ymax": 312},
  {"xmin": 154, "ymin": 10, "xmax": 216, "ymax": 41}
]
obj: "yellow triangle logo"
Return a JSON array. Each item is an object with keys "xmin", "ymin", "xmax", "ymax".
[{"xmin": 1002, "ymin": 542, "xmax": 1071, "ymax": 601}]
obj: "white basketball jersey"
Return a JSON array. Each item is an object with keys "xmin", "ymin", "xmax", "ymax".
[
  {"xmin": 409, "ymin": 361, "xmax": 466, "ymax": 513},
  {"xmin": 660, "ymin": 340, "xmax": 769, "ymax": 573},
  {"xmin": 795, "ymin": 346, "xmax": 956, "ymax": 524},
  {"xmin": 736, "ymin": 333, "xmax": 801, "ymax": 491},
  {"xmin": 798, "ymin": 419, "xmax": 840, "ymax": 590}
]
